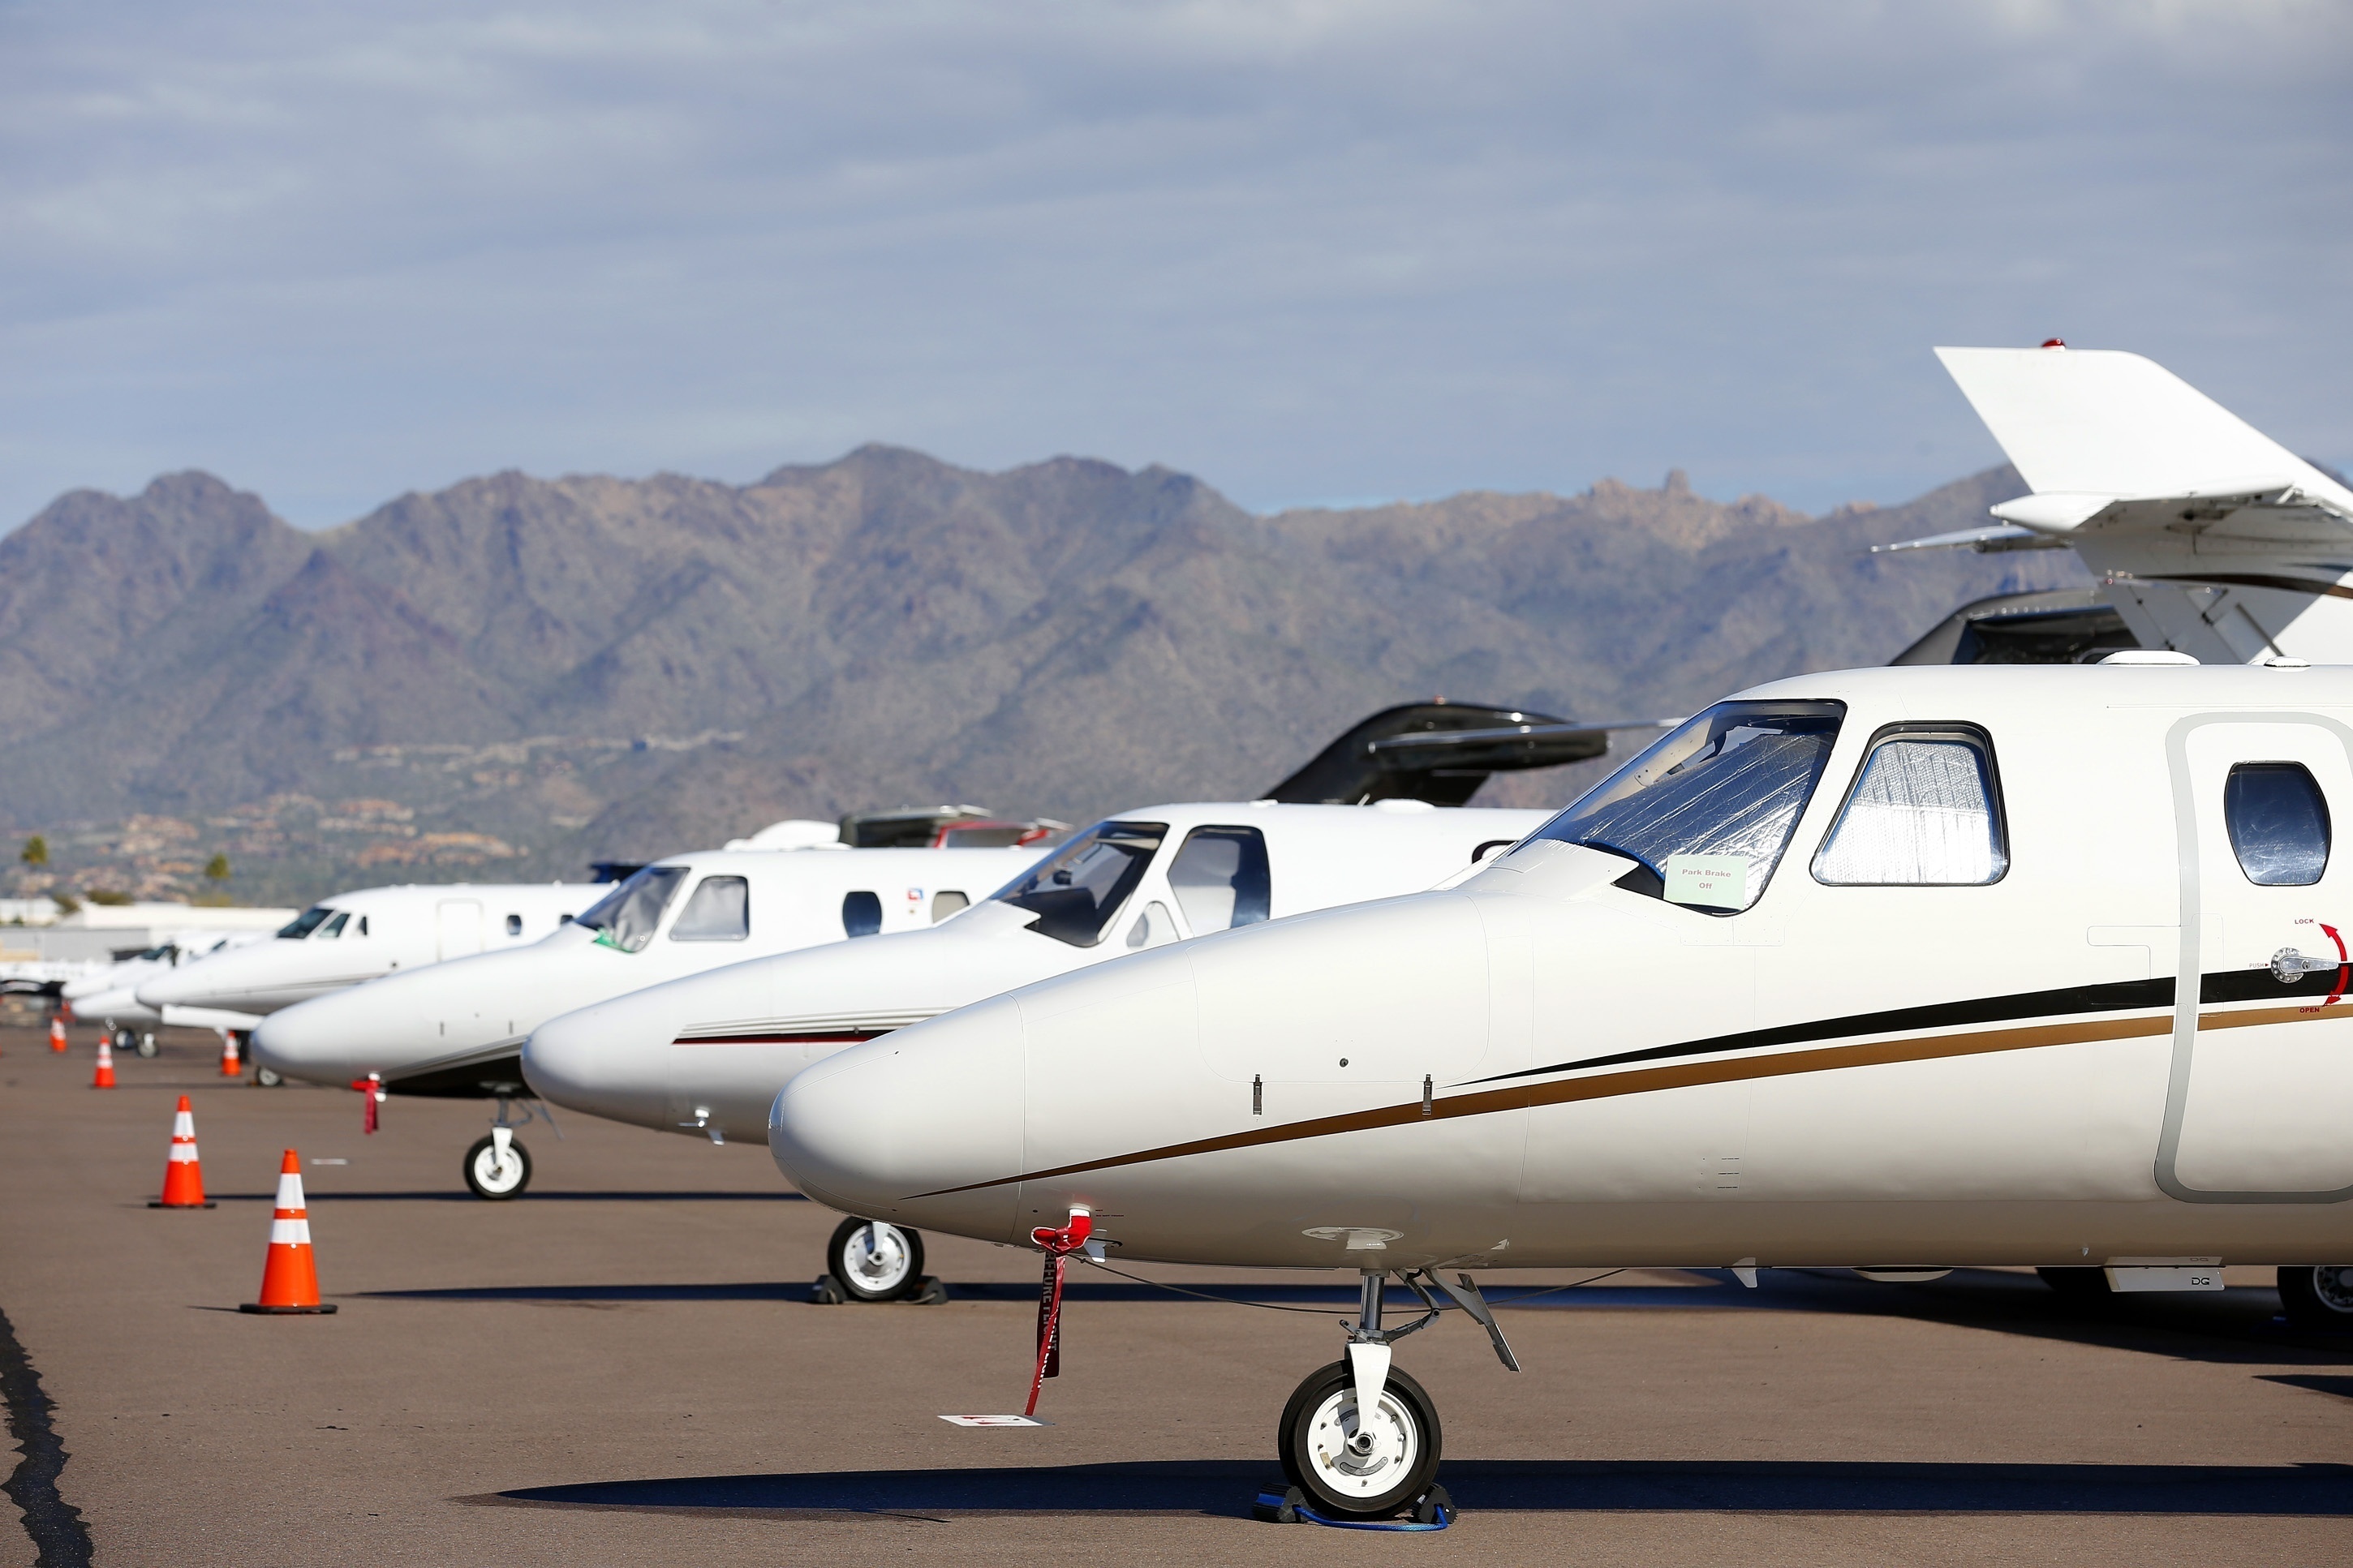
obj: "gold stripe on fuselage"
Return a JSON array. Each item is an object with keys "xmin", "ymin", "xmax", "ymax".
[{"xmin": 909, "ymin": 999, "xmax": 2348, "ymax": 1199}]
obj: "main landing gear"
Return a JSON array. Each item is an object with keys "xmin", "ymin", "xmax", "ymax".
[
  {"xmin": 1274, "ymin": 1269, "xmax": 1521, "ymax": 1521},
  {"xmin": 2279, "ymin": 1265, "xmax": 2353, "ymax": 1331},
  {"xmin": 463, "ymin": 1093, "xmax": 557, "ymax": 1200}
]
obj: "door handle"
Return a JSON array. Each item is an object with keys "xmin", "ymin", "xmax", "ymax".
[{"xmin": 2269, "ymin": 947, "xmax": 2343, "ymax": 983}]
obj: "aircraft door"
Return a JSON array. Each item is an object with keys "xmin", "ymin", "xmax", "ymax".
[
  {"xmin": 2161, "ymin": 717, "xmax": 2353, "ymax": 1201},
  {"xmin": 436, "ymin": 900, "xmax": 484, "ymax": 961}
]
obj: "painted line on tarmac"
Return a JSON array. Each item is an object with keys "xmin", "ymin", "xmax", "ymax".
[{"xmin": 0, "ymin": 1303, "xmax": 93, "ymax": 1568}]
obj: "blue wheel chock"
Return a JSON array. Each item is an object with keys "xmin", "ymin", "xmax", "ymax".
[{"xmin": 1252, "ymin": 1483, "xmax": 1452, "ymax": 1530}]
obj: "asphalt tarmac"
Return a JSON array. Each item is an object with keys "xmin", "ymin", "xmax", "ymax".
[{"xmin": 2, "ymin": 1019, "xmax": 2350, "ymax": 1566}]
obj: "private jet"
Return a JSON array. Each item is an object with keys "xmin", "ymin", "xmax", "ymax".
[
  {"xmin": 764, "ymin": 346, "xmax": 2353, "ymax": 1519},
  {"xmin": 252, "ymin": 841, "xmax": 1050, "ymax": 1196},
  {"xmin": 771, "ymin": 659, "xmax": 2353, "ymax": 1516},
  {"xmin": 60, "ymin": 932, "xmax": 269, "ymax": 1051},
  {"xmin": 137, "ymin": 881, "xmax": 599, "ymax": 1022}
]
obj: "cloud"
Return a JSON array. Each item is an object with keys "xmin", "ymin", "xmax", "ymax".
[{"xmin": 2, "ymin": 0, "xmax": 2347, "ymax": 528}]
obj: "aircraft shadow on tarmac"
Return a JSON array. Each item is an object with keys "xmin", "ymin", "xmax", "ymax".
[
  {"xmin": 210, "ymin": 1190, "xmax": 805, "ymax": 1203},
  {"xmin": 472, "ymin": 1458, "xmax": 2353, "ymax": 1519},
  {"xmin": 385, "ymin": 1270, "xmax": 2353, "ymax": 1366}
]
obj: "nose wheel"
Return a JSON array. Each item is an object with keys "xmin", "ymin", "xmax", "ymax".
[
  {"xmin": 464, "ymin": 1131, "xmax": 531, "ymax": 1198},
  {"xmin": 1278, "ymin": 1360, "xmax": 1442, "ymax": 1519},
  {"xmin": 824, "ymin": 1217, "xmax": 927, "ymax": 1301}
]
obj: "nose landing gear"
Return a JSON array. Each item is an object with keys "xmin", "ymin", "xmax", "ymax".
[
  {"xmin": 821, "ymin": 1217, "xmax": 928, "ymax": 1301},
  {"xmin": 1275, "ymin": 1270, "xmax": 1503, "ymax": 1521},
  {"xmin": 462, "ymin": 1093, "xmax": 557, "ymax": 1200}
]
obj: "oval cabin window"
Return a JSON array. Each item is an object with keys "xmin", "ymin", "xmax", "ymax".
[
  {"xmin": 841, "ymin": 890, "xmax": 884, "ymax": 938},
  {"xmin": 2225, "ymin": 763, "xmax": 2331, "ymax": 887}
]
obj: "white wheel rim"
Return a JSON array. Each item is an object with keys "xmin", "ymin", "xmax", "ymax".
[
  {"xmin": 1302, "ymin": 1385, "xmax": 1420, "ymax": 1501},
  {"xmin": 473, "ymin": 1147, "xmax": 523, "ymax": 1192},
  {"xmin": 845, "ymin": 1223, "xmax": 913, "ymax": 1293},
  {"xmin": 2315, "ymin": 1266, "xmax": 2353, "ymax": 1313}
]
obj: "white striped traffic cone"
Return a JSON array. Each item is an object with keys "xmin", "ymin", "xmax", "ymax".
[
  {"xmin": 151, "ymin": 1095, "xmax": 214, "ymax": 1209},
  {"xmin": 239, "ymin": 1149, "xmax": 336, "ymax": 1314}
]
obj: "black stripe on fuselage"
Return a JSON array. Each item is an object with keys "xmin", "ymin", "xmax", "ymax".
[{"xmin": 1469, "ymin": 963, "xmax": 2343, "ymax": 1087}]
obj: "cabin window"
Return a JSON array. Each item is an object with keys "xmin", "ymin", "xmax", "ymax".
[
  {"xmin": 315, "ymin": 911, "xmax": 350, "ymax": 940},
  {"xmin": 277, "ymin": 906, "xmax": 332, "ymax": 940},
  {"xmin": 576, "ymin": 865, "xmax": 690, "ymax": 953},
  {"xmin": 671, "ymin": 876, "xmax": 751, "ymax": 940},
  {"xmin": 1532, "ymin": 700, "xmax": 1844, "ymax": 913},
  {"xmin": 841, "ymin": 890, "xmax": 883, "ymax": 938},
  {"xmin": 1813, "ymin": 728, "xmax": 2007, "ymax": 886},
  {"xmin": 931, "ymin": 891, "xmax": 970, "ymax": 922},
  {"xmin": 987, "ymin": 820, "xmax": 1168, "ymax": 947},
  {"xmin": 1167, "ymin": 826, "xmax": 1272, "ymax": 933},
  {"xmin": 505, "ymin": 913, "xmax": 523, "ymax": 937},
  {"xmin": 2225, "ymin": 763, "xmax": 2331, "ymax": 887}
]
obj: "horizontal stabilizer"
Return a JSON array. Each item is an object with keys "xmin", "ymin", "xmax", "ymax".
[
  {"xmin": 1934, "ymin": 346, "xmax": 2353, "ymax": 511},
  {"xmin": 1869, "ymin": 524, "xmax": 2062, "ymax": 555},
  {"xmin": 1268, "ymin": 703, "xmax": 1648, "ymax": 807}
]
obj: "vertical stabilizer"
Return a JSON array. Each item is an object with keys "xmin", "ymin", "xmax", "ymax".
[{"xmin": 1934, "ymin": 346, "xmax": 2351, "ymax": 508}]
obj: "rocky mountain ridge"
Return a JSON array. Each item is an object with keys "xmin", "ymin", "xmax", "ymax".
[{"xmin": 0, "ymin": 447, "xmax": 2085, "ymax": 904}]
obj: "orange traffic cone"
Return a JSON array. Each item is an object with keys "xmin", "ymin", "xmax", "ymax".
[
  {"xmin": 219, "ymin": 1029, "xmax": 243, "ymax": 1078},
  {"xmin": 91, "ymin": 1033, "xmax": 116, "ymax": 1089},
  {"xmin": 150, "ymin": 1096, "xmax": 215, "ymax": 1209},
  {"xmin": 48, "ymin": 1016, "xmax": 67, "ymax": 1052},
  {"xmin": 240, "ymin": 1150, "xmax": 336, "ymax": 1314}
]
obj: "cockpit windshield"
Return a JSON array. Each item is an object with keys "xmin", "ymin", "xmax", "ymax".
[
  {"xmin": 277, "ymin": 906, "xmax": 333, "ymax": 940},
  {"xmin": 315, "ymin": 911, "xmax": 350, "ymax": 940},
  {"xmin": 1531, "ymin": 700, "xmax": 1844, "ymax": 913},
  {"xmin": 988, "ymin": 820, "xmax": 1168, "ymax": 947},
  {"xmin": 575, "ymin": 865, "xmax": 691, "ymax": 953}
]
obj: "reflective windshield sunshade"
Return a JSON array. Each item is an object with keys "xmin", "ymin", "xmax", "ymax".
[
  {"xmin": 1813, "ymin": 733, "xmax": 2005, "ymax": 886},
  {"xmin": 1534, "ymin": 701, "xmax": 1844, "ymax": 913},
  {"xmin": 575, "ymin": 865, "xmax": 691, "ymax": 952},
  {"xmin": 989, "ymin": 821, "xmax": 1169, "ymax": 947}
]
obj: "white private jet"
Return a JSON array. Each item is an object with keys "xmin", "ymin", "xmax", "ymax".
[
  {"xmin": 60, "ymin": 932, "xmax": 269, "ymax": 1050},
  {"xmin": 760, "ymin": 346, "xmax": 2353, "ymax": 1519},
  {"xmin": 770, "ymin": 659, "xmax": 2353, "ymax": 1518},
  {"xmin": 252, "ymin": 840, "xmax": 1052, "ymax": 1196},
  {"xmin": 134, "ymin": 877, "xmax": 599, "ymax": 1068}
]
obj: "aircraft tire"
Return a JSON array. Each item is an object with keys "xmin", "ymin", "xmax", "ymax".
[
  {"xmin": 2278, "ymin": 1266, "xmax": 2353, "ymax": 1331},
  {"xmin": 464, "ymin": 1134, "xmax": 532, "ymax": 1200},
  {"xmin": 1277, "ymin": 1360, "xmax": 1443, "ymax": 1521},
  {"xmin": 825, "ymin": 1218, "xmax": 924, "ymax": 1301},
  {"xmin": 254, "ymin": 1067, "xmax": 283, "ymax": 1087},
  {"xmin": 2036, "ymin": 1266, "xmax": 2111, "ymax": 1298}
]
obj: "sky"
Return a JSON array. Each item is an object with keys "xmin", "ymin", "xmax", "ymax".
[{"xmin": 2, "ymin": 0, "xmax": 2348, "ymax": 531}]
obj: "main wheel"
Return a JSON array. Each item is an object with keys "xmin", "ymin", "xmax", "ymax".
[
  {"xmin": 2037, "ymin": 1266, "xmax": 2110, "ymax": 1298},
  {"xmin": 135, "ymin": 1033, "xmax": 159, "ymax": 1059},
  {"xmin": 254, "ymin": 1066, "xmax": 283, "ymax": 1087},
  {"xmin": 1277, "ymin": 1360, "xmax": 1443, "ymax": 1521},
  {"xmin": 2279, "ymin": 1266, "xmax": 2353, "ymax": 1331},
  {"xmin": 464, "ymin": 1134, "xmax": 531, "ymax": 1200},
  {"xmin": 826, "ymin": 1217, "xmax": 924, "ymax": 1301}
]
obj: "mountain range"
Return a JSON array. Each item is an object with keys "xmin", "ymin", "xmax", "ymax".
[{"xmin": 0, "ymin": 447, "xmax": 2085, "ymax": 903}]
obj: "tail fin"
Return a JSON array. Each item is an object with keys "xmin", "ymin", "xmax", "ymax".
[{"xmin": 1934, "ymin": 346, "xmax": 2350, "ymax": 507}]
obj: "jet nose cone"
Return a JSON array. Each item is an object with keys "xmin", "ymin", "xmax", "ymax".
[
  {"xmin": 768, "ymin": 994, "xmax": 1024, "ymax": 1240},
  {"xmin": 252, "ymin": 994, "xmax": 361, "ymax": 1082},
  {"xmin": 523, "ymin": 991, "xmax": 676, "ymax": 1131}
]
